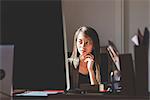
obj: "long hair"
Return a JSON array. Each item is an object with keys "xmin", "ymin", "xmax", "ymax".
[{"xmin": 70, "ymin": 26, "xmax": 101, "ymax": 84}]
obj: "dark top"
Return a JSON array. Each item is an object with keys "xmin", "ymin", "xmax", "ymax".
[
  {"xmin": 79, "ymin": 73, "xmax": 90, "ymax": 84},
  {"xmin": 68, "ymin": 58, "xmax": 96, "ymax": 90}
]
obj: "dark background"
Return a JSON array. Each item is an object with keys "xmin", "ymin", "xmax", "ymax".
[{"xmin": 1, "ymin": 0, "xmax": 66, "ymax": 90}]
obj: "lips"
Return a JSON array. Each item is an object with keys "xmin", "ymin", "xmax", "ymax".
[
  {"xmin": 80, "ymin": 50, "xmax": 87, "ymax": 55},
  {"xmin": 80, "ymin": 49, "xmax": 86, "ymax": 52}
]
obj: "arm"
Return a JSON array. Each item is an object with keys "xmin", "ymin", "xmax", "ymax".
[{"xmin": 84, "ymin": 54, "xmax": 97, "ymax": 85}]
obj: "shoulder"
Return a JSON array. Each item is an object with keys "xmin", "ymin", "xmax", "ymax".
[{"xmin": 68, "ymin": 57, "xmax": 79, "ymax": 69}]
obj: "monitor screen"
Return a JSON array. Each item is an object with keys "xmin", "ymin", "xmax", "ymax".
[{"xmin": 1, "ymin": 0, "xmax": 66, "ymax": 90}]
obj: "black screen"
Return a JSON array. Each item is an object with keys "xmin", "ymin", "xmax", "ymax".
[{"xmin": 1, "ymin": 0, "xmax": 66, "ymax": 90}]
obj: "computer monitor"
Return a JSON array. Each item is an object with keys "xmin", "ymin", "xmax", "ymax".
[{"xmin": 1, "ymin": 0, "xmax": 66, "ymax": 91}]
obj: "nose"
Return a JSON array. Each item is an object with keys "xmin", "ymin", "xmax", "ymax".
[{"xmin": 81, "ymin": 42, "xmax": 86, "ymax": 48}]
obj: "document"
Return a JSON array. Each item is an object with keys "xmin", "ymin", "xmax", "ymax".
[
  {"xmin": 15, "ymin": 91, "xmax": 59, "ymax": 96},
  {"xmin": 131, "ymin": 35, "xmax": 139, "ymax": 46}
]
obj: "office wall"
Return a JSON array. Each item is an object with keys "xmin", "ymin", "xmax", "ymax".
[
  {"xmin": 124, "ymin": 0, "xmax": 150, "ymax": 92},
  {"xmin": 124, "ymin": 0, "xmax": 149, "ymax": 55},
  {"xmin": 62, "ymin": 0, "xmax": 123, "ymax": 53}
]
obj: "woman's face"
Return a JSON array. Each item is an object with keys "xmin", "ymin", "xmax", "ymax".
[{"xmin": 76, "ymin": 32, "xmax": 93, "ymax": 56}]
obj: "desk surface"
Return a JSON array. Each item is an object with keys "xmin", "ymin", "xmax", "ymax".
[{"xmin": 1, "ymin": 92, "xmax": 150, "ymax": 100}]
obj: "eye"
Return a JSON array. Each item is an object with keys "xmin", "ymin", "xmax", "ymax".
[
  {"xmin": 78, "ymin": 39, "xmax": 82, "ymax": 44},
  {"xmin": 85, "ymin": 40, "xmax": 92, "ymax": 45},
  {"xmin": 85, "ymin": 41, "xmax": 89, "ymax": 45}
]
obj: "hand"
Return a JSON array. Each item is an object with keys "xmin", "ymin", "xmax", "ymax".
[
  {"xmin": 84, "ymin": 54, "xmax": 94, "ymax": 71},
  {"xmin": 83, "ymin": 54, "xmax": 97, "ymax": 85}
]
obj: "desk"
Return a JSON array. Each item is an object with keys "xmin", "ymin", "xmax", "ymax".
[{"xmin": 1, "ymin": 92, "xmax": 149, "ymax": 100}]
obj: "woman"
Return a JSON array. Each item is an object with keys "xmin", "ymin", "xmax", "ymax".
[{"xmin": 68, "ymin": 26, "xmax": 101, "ymax": 89}]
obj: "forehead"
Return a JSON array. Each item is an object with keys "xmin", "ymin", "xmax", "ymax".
[{"xmin": 77, "ymin": 32, "xmax": 91, "ymax": 40}]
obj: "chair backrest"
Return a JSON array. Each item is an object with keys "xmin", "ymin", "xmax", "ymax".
[{"xmin": 100, "ymin": 53, "xmax": 108, "ymax": 84}]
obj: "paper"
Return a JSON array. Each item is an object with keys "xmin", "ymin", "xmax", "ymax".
[
  {"xmin": 15, "ymin": 91, "xmax": 58, "ymax": 96},
  {"xmin": 131, "ymin": 35, "xmax": 139, "ymax": 46}
]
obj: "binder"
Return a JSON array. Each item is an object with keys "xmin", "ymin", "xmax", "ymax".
[
  {"xmin": 134, "ymin": 46, "xmax": 148, "ymax": 96},
  {"xmin": 119, "ymin": 54, "xmax": 136, "ymax": 96}
]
